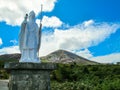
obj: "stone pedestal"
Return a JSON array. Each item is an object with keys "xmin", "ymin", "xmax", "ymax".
[{"xmin": 4, "ymin": 63, "xmax": 56, "ymax": 90}]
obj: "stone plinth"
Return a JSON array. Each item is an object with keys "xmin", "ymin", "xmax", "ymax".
[{"xmin": 4, "ymin": 63, "xmax": 56, "ymax": 90}]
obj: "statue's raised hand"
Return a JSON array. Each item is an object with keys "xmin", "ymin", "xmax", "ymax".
[
  {"xmin": 23, "ymin": 14, "xmax": 28, "ymax": 24},
  {"xmin": 25, "ymin": 14, "xmax": 28, "ymax": 20}
]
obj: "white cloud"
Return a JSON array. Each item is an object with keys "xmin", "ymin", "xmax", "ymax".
[
  {"xmin": 10, "ymin": 40, "xmax": 17, "ymax": 45},
  {"xmin": 39, "ymin": 20, "xmax": 120, "ymax": 56},
  {"xmin": 83, "ymin": 19, "xmax": 94, "ymax": 27},
  {"xmin": 91, "ymin": 53, "xmax": 120, "ymax": 63},
  {"xmin": 0, "ymin": 46, "xmax": 20, "ymax": 55},
  {"xmin": 42, "ymin": 16, "xmax": 63, "ymax": 28},
  {"xmin": 54, "ymin": 20, "xmax": 120, "ymax": 50},
  {"xmin": 0, "ymin": 0, "xmax": 57, "ymax": 26},
  {"xmin": 72, "ymin": 49, "xmax": 120, "ymax": 64},
  {"xmin": 0, "ymin": 38, "xmax": 3, "ymax": 46},
  {"xmin": 72, "ymin": 49, "xmax": 93, "ymax": 59},
  {"xmin": 39, "ymin": 33, "xmax": 59, "ymax": 56},
  {"xmin": 36, "ymin": 16, "xmax": 63, "ymax": 28}
]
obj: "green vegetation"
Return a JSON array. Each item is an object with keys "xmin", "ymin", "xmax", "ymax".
[
  {"xmin": 0, "ymin": 69, "xmax": 9, "ymax": 79},
  {"xmin": 51, "ymin": 64, "xmax": 120, "ymax": 90},
  {"xmin": 0, "ymin": 59, "xmax": 18, "ymax": 79},
  {"xmin": 0, "ymin": 61, "xmax": 120, "ymax": 90}
]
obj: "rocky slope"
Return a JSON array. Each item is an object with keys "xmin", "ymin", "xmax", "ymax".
[{"xmin": 41, "ymin": 50, "xmax": 98, "ymax": 65}]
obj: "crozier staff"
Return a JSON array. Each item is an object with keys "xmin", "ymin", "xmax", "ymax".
[{"xmin": 38, "ymin": 5, "xmax": 43, "ymax": 55}]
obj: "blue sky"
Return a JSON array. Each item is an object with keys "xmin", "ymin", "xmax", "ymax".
[{"xmin": 0, "ymin": 0, "xmax": 120, "ymax": 63}]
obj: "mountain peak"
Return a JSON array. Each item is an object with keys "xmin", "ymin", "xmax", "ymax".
[{"xmin": 41, "ymin": 49, "xmax": 98, "ymax": 65}]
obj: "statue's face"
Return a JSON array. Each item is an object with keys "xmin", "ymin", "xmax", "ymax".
[{"xmin": 29, "ymin": 11, "xmax": 35, "ymax": 20}]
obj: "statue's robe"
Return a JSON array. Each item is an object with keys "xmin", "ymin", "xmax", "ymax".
[{"xmin": 19, "ymin": 11, "xmax": 41, "ymax": 63}]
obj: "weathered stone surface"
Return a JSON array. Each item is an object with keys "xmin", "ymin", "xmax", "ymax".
[
  {"xmin": 0, "ymin": 80, "xmax": 9, "ymax": 90},
  {"xmin": 5, "ymin": 63, "xmax": 56, "ymax": 70},
  {"xmin": 4, "ymin": 63, "xmax": 56, "ymax": 90}
]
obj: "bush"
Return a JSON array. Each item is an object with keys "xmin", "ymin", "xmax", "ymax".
[{"xmin": 51, "ymin": 64, "xmax": 120, "ymax": 90}]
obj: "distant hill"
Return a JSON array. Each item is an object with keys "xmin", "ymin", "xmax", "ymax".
[
  {"xmin": 0, "ymin": 50, "xmax": 98, "ymax": 65},
  {"xmin": 41, "ymin": 50, "xmax": 98, "ymax": 65},
  {"xmin": 0, "ymin": 53, "xmax": 20, "ymax": 63}
]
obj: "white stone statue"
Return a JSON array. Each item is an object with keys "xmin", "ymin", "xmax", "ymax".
[{"xmin": 19, "ymin": 11, "xmax": 41, "ymax": 63}]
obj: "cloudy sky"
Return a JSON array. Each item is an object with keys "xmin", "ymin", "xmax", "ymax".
[{"xmin": 0, "ymin": 0, "xmax": 120, "ymax": 63}]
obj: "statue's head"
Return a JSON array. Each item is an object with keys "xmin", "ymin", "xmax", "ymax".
[{"xmin": 29, "ymin": 11, "xmax": 35, "ymax": 21}]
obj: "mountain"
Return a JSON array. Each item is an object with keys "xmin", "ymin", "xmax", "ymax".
[
  {"xmin": 0, "ymin": 53, "xmax": 20, "ymax": 62},
  {"xmin": 41, "ymin": 50, "xmax": 98, "ymax": 65},
  {"xmin": 0, "ymin": 50, "xmax": 98, "ymax": 65}
]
